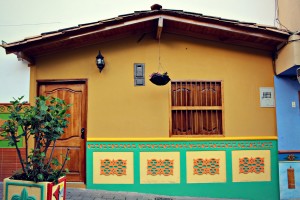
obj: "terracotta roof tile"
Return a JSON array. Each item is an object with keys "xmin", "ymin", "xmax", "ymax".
[
  {"xmin": 218, "ymin": 18, "xmax": 239, "ymax": 23},
  {"xmin": 118, "ymin": 13, "xmax": 135, "ymax": 17},
  {"xmin": 237, "ymin": 21, "xmax": 256, "ymax": 25},
  {"xmin": 182, "ymin": 11, "xmax": 203, "ymax": 16},
  {"xmin": 101, "ymin": 17, "xmax": 121, "ymax": 23},
  {"xmin": 164, "ymin": 9, "xmax": 184, "ymax": 12},
  {"xmin": 40, "ymin": 32, "xmax": 63, "ymax": 39},
  {"xmin": 58, "ymin": 26, "xmax": 79, "ymax": 32},
  {"xmin": 256, "ymin": 24, "xmax": 276, "ymax": 28},
  {"xmin": 9, "ymin": 9, "xmax": 289, "ymax": 43},
  {"xmin": 200, "ymin": 15, "xmax": 222, "ymax": 21},
  {"xmin": 24, "ymin": 35, "xmax": 41, "ymax": 40},
  {"xmin": 78, "ymin": 21, "xmax": 96, "ymax": 26},
  {"xmin": 41, "ymin": 30, "xmax": 60, "ymax": 36},
  {"xmin": 1, "ymin": 6, "xmax": 290, "ymax": 53},
  {"xmin": 134, "ymin": 10, "xmax": 152, "ymax": 14},
  {"xmin": 265, "ymin": 27, "xmax": 289, "ymax": 33}
]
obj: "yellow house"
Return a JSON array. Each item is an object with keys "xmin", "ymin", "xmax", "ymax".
[{"xmin": 1, "ymin": 5, "xmax": 290, "ymax": 199}]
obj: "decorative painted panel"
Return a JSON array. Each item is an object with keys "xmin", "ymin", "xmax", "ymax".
[
  {"xmin": 239, "ymin": 157, "xmax": 264, "ymax": 174},
  {"xmin": 193, "ymin": 158, "xmax": 220, "ymax": 175},
  {"xmin": 3, "ymin": 176, "xmax": 66, "ymax": 200},
  {"xmin": 186, "ymin": 151, "xmax": 226, "ymax": 183},
  {"xmin": 232, "ymin": 150, "xmax": 270, "ymax": 182},
  {"xmin": 0, "ymin": 104, "xmax": 30, "ymax": 114},
  {"xmin": 11, "ymin": 188, "xmax": 36, "ymax": 200},
  {"xmin": 0, "ymin": 105, "xmax": 13, "ymax": 113},
  {"xmin": 279, "ymin": 162, "xmax": 300, "ymax": 200},
  {"xmin": 100, "ymin": 159, "xmax": 127, "ymax": 176},
  {"xmin": 93, "ymin": 152, "xmax": 133, "ymax": 184},
  {"xmin": 140, "ymin": 152, "xmax": 180, "ymax": 184},
  {"xmin": 51, "ymin": 181, "xmax": 65, "ymax": 200},
  {"xmin": 87, "ymin": 141, "xmax": 274, "ymax": 150},
  {"xmin": 279, "ymin": 152, "xmax": 300, "ymax": 161},
  {"xmin": 147, "ymin": 159, "xmax": 174, "ymax": 176}
]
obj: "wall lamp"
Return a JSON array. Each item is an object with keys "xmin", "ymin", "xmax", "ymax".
[{"xmin": 96, "ymin": 51, "xmax": 105, "ymax": 72}]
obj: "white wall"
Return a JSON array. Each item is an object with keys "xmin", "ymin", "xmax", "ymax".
[
  {"xmin": 0, "ymin": 49, "xmax": 30, "ymax": 102},
  {"xmin": 0, "ymin": 0, "xmax": 276, "ymax": 103}
]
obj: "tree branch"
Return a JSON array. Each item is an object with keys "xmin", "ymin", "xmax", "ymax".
[
  {"xmin": 12, "ymin": 132, "xmax": 27, "ymax": 175},
  {"xmin": 46, "ymin": 140, "xmax": 56, "ymax": 169},
  {"xmin": 56, "ymin": 148, "xmax": 70, "ymax": 178}
]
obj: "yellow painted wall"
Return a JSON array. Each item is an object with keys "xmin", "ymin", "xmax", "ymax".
[{"xmin": 31, "ymin": 33, "xmax": 276, "ymax": 138}]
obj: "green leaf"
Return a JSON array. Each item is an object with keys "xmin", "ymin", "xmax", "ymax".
[
  {"xmin": 3, "ymin": 95, "xmax": 72, "ymax": 183},
  {"xmin": 37, "ymin": 173, "xmax": 44, "ymax": 180},
  {"xmin": 51, "ymin": 158, "xmax": 59, "ymax": 166}
]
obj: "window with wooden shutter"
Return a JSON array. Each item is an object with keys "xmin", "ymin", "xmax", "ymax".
[{"xmin": 170, "ymin": 81, "xmax": 223, "ymax": 136}]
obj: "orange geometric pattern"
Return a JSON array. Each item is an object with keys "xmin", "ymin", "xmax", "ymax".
[
  {"xmin": 100, "ymin": 159, "xmax": 127, "ymax": 176},
  {"xmin": 147, "ymin": 159, "xmax": 174, "ymax": 176},
  {"xmin": 239, "ymin": 157, "xmax": 264, "ymax": 174},
  {"xmin": 193, "ymin": 158, "xmax": 220, "ymax": 175}
]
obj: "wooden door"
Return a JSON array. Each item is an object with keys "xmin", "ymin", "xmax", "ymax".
[{"xmin": 38, "ymin": 81, "xmax": 87, "ymax": 182}]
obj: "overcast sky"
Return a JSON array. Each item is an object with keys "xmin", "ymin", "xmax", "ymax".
[
  {"xmin": 0, "ymin": 0, "xmax": 277, "ymax": 102},
  {"xmin": 0, "ymin": 0, "xmax": 276, "ymax": 43}
]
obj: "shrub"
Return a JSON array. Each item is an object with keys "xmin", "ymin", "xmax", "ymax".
[{"xmin": 0, "ymin": 96, "xmax": 71, "ymax": 183}]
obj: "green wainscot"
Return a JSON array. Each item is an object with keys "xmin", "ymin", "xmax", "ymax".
[
  {"xmin": 0, "ymin": 113, "xmax": 23, "ymax": 148},
  {"xmin": 87, "ymin": 139, "xmax": 279, "ymax": 200}
]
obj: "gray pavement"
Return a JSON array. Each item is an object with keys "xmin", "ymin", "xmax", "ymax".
[{"xmin": 0, "ymin": 183, "xmax": 241, "ymax": 200}]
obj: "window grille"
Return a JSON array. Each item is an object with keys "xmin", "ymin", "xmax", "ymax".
[{"xmin": 171, "ymin": 81, "xmax": 223, "ymax": 136}]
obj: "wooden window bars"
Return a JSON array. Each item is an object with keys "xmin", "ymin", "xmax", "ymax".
[{"xmin": 170, "ymin": 81, "xmax": 223, "ymax": 136}]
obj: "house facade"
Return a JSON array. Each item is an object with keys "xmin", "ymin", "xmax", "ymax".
[
  {"xmin": 275, "ymin": 0, "xmax": 300, "ymax": 199},
  {"xmin": 1, "ymin": 5, "xmax": 291, "ymax": 199}
]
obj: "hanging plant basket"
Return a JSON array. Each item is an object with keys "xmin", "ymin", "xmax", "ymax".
[{"xmin": 149, "ymin": 72, "xmax": 171, "ymax": 86}]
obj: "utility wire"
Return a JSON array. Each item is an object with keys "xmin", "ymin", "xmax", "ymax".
[
  {"xmin": 0, "ymin": 22, "xmax": 61, "ymax": 27},
  {"xmin": 274, "ymin": 0, "xmax": 293, "ymax": 33}
]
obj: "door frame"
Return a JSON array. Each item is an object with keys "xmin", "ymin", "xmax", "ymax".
[{"xmin": 37, "ymin": 79, "xmax": 88, "ymax": 183}]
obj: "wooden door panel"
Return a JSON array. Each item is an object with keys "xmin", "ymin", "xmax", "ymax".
[
  {"xmin": 46, "ymin": 147, "xmax": 80, "ymax": 171},
  {"xmin": 45, "ymin": 147, "xmax": 81, "ymax": 182},
  {"xmin": 39, "ymin": 81, "xmax": 86, "ymax": 182},
  {"xmin": 40, "ymin": 85, "xmax": 83, "ymax": 139},
  {"xmin": 51, "ymin": 137, "xmax": 82, "ymax": 147}
]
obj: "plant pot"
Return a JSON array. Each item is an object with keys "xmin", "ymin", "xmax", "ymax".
[
  {"xmin": 149, "ymin": 73, "xmax": 171, "ymax": 86},
  {"xmin": 3, "ymin": 176, "xmax": 66, "ymax": 200}
]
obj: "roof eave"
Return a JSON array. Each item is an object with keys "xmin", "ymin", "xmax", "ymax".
[{"xmin": 2, "ymin": 10, "xmax": 290, "ymax": 58}]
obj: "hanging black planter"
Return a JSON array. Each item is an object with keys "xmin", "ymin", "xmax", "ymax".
[
  {"xmin": 149, "ymin": 72, "xmax": 171, "ymax": 86},
  {"xmin": 150, "ymin": 39, "xmax": 171, "ymax": 86}
]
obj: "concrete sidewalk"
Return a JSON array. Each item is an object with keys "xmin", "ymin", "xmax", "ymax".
[
  {"xmin": 65, "ymin": 188, "xmax": 238, "ymax": 200},
  {"xmin": 0, "ymin": 183, "xmax": 241, "ymax": 200}
]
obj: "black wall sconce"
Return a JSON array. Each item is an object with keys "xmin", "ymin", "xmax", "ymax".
[{"xmin": 96, "ymin": 51, "xmax": 105, "ymax": 72}]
